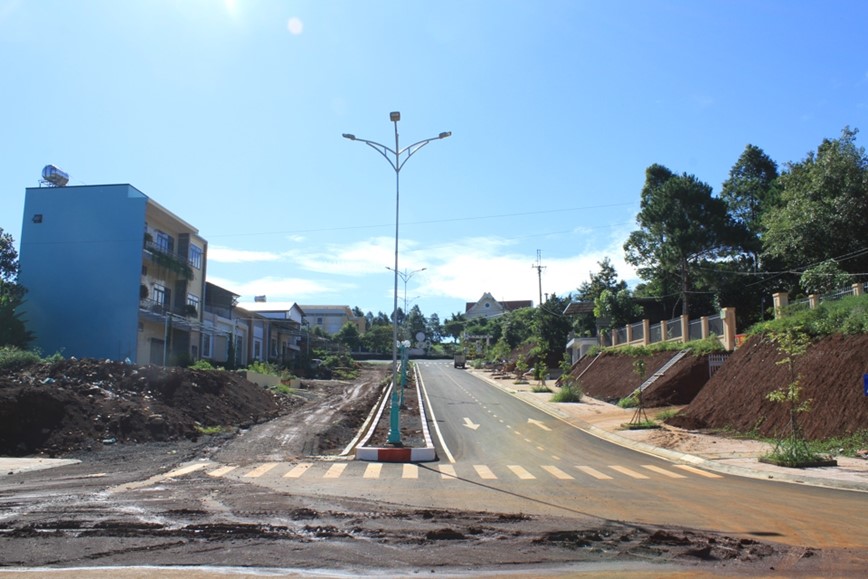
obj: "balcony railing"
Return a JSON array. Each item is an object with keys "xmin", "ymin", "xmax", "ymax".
[{"xmin": 143, "ymin": 241, "xmax": 194, "ymax": 280}]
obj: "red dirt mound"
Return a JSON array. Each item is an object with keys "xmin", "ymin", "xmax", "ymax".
[
  {"xmin": 567, "ymin": 350, "xmax": 711, "ymax": 407},
  {"xmin": 0, "ymin": 358, "xmax": 285, "ymax": 456},
  {"xmin": 667, "ymin": 334, "xmax": 868, "ymax": 440}
]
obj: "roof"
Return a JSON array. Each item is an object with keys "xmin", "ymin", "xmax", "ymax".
[{"xmin": 563, "ymin": 301, "xmax": 595, "ymax": 315}]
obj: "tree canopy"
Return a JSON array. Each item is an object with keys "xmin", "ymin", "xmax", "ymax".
[{"xmin": 0, "ymin": 228, "xmax": 30, "ymax": 348}]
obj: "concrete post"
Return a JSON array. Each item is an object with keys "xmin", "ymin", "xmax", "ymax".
[
  {"xmin": 808, "ymin": 294, "xmax": 820, "ymax": 309},
  {"xmin": 772, "ymin": 292, "xmax": 789, "ymax": 319},
  {"xmin": 721, "ymin": 307, "xmax": 736, "ymax": 351},
  {"xmin": 700, "ymin": 316, "xmax": 709, "ymax": 340},
  {"xmin": 680, "ymin": 314, "xmax": 690, "ymax": 344},
  {"xmin": 642, "ymin": 319, "xmax": 650, "ymax": 346},
  {"xmin": 626, "ymin": 323, "xmax": 633, "ymax": 344},
  {"xmin": 852, "ymin": 283, "xmax": 863, "ymax": 297}
]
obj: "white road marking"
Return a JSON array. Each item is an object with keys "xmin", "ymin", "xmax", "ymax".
[
  {"xmin": 474, "ymin": 465, "xmax": 497, "ymax": 479},
  {"xmin": 323, "ymin": 463, "xmax": 347, "ymax": 479},
  {"xmin": 363, "ymin": 463, "xmax": 382, "ymax": 479},
  {"xmin": 609, "ymin": 465, "xmax": 649, "ymax": 479},
  {"xmin": 576, "ymin": 466, "xmax": 612, "ymax": 480},
  {"xmin": 284, "ymin": 463, "xmax": 313, "ymax": 478},
  {"xmin": 243, "ymin": 463, "xmax": 278, "ymax": 478},
  {"xmin": 542, "ymin": 465, "xmax": 573, "ymax": 480},
  {"xmin": 439, "ymin": 464, "xmax": 457, "ymax": 479},
  {"xmin": 402, "ymin": 464, "xmax": 419, "ymax": 479},
  {"xmin": 673, "ymin": 464, "xmax": 723, "ymax": 478},
  {"xmin": 642, "ymin": 464, "xmax": 687, "ymax": 478},
  {"xmin": 507, "ymin": 465, "xmax": 535, "ymax": 479},
  {"xmin": 207, "ymin": 465, "xmax": 237, "ymax": 478}
]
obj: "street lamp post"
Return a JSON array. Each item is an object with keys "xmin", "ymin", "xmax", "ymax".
[
  {"xmin": 343, "ymin": 112, "xmax": 450, "ymax": 446},
  {"xmin": 386, "ymin": 266, "xmax": 427, "ymax": 338}
]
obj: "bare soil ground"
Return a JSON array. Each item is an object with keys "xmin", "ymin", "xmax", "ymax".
[{"xmin": 2, "ymin": 356, "xmax": 866, "ymax": 574}]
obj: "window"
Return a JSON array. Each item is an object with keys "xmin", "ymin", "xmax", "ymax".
[
  {"xmin": 154, "ymin": 230, "xmax": 174, "ymax": 254},
  {"xmin": 254, "ymin": 340, "xmax": 262, "ymax": 360},
  {"xmin": 189, "ymin": 244, "xmax": 203, "ymax": 269},
  {"xmin": 152, "ymin": 284, "xmax": 168, "ymax": 306},
  {"xmin": 186, "ymin": 294, "xmax": 200, "ymax": 316},
  {"xmin": 202, "ymin": 334, "xmax": 212, "ymax": 358}
]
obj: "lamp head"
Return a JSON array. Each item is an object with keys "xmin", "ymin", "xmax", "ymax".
[
  {"xmin": 342, "ymin": 133, "xmax": 356, "ymax": 140},
  {"xmin": 390, "ymin": 111, "xmax": 401, "ymax": 122},
  {"xmin": 439, "ymin": 131, "xmax": 452, "ymax": 139}
]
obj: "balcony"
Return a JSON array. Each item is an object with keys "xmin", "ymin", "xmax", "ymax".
[{"xmin": 143, "ymin": 240, "xmax": 194, "ymax": 280}]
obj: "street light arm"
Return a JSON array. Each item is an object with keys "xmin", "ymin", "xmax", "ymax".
[
  {"xmin": 342, "ymin": 134, "xmax": 399, "ymax": 171},
  {"xmin": 397, "ymin": 132, "xmax": 452, "ymax": 172}
]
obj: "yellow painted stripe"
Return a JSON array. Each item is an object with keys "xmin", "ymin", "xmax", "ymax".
[
  {"xmin": 438, "ymin": 464, "xmax": 457, "ymax": 479},
  {"xmin": 164, "ymin": 463, "xmax": 210, "ymax": 478},
  {"xmin": 402, "ymin": 464, "xmax": 419, "ymax": 479},
  {"xmin": 576, "ymin": 466, "xmax": 613, "ymax": 480},
  {"xmin": 283, "ymin": 463, "xmax": 313, "ymax": 478},
  {"xmin": 673, "ymin": 464, "xmax": 723, "ymax": 478},
  {"xmin": 609, "ymin": 465, "xmax": 649, "ymax": 479},
  {"xmin": 507, "ymin": 465, "xmax": 535, "ymax": 480},
  {"xmin": 473, "ymin": 465, "xmax": 497, "ymax": 480},
  {"xmin": 243, "ymin": 463, "xmax": 278, "ymax": 478},
  {"xmin": 642, "ymin": 464, "xmax": 687, "ymax": 479},
  {"xmin": 207, "ymin": 465, "xmax": 237, "ymax": 478},
  {"xmin": 363, "ymin": 463, "xmax": 382, "ymax": 479},
  {"xmin": 323, "ymin": 463, "xmax": 347, "ymax": 479},
  {"xmin": 541, "ymin": 465, "xmax": 573, "ymax": 480}
]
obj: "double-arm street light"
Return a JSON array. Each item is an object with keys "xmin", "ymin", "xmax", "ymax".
[
  {"xmin": 343, "ymin": 112, "xmax": 450, "ymax": 445},
  {"xmin": 386, "ymin": 266, "xmax": 427, "ymax": 336}
]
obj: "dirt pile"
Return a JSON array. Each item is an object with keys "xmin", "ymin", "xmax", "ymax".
[
  {"xmin": 668, "ymin": 334, "xmax": 868, "ymax": 440},
  {"xmin": 567, "ymin": 350, "xmax": 711, "ymax": 407},
  {"xmin": 0, "ymin": 358, "xmax": 288, "ymax": 457}
]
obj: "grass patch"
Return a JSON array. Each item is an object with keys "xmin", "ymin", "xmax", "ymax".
[
  {"xmin": 531, "ymin": 383, "xmax": 552, "ymax": 393},
  {"xmin": 588, "ymin": 335, "xmax": 726, "ymax": 358},
  {"xmin": 551, "ymin": 383, "xmax": 583, "ymax": 403},
  {"xmin": 0, "ymin": 347, "xmax": 42, "ymax": 372},
  {"xmin": 622, "ymin": 420, "xmax": 660, "ymax": 430},
  {"xmin": 194, "ymin": 424, "xmax": 225, "ymax": 436},
  {"xmin": 654, "ymin": 408, "xmax": 680, "ymax": 421},
  {"xmin": 617, "ymin": 392, "xmax": 639, "ymax": 408},
  {"xmin": 749, "ymin": 294, "xmax": 868, "ymax": 337},
  {"xmin": 270, "ymin": 383, "xmax": 296, "ymax": 396}
]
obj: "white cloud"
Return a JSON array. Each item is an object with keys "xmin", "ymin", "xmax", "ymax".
[
  {"xmin": 208, "ymin": 245, "xmax": 282, "ymax": 263},
  {"xmin": 207, "ymin": 275, "xmax": 354, "ymax": 302}
]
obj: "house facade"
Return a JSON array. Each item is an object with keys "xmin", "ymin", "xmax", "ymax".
[
  {"xmin": 299, "ymin": 305, "xmax": 365, "ymax": 335},
  {"xmin": 239, "ymin": 301, "xmax": 306, "ymax": 367},
  {"xmin": 19, "ymin": 183, "xmax": 207, "ymax": 365},
  {"xmin": 465, "ymin": 292, "xmax": 533, "ymax": 320}
]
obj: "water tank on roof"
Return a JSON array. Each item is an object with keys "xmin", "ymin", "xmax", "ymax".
[{"xmin": 41, "ymin": 164, "xmax": 69, "ymax": 187}]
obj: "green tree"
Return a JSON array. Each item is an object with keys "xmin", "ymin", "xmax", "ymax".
[
  {"xmin": 763, "ymin": 127, "xmax": 868, "ymax": 275},
  {"xmin": 500, "ymin": 307, "xmax": 535, "ymax": 349},
  {"xmin": 574, "ymin": 257, "xmax": 627, "ymax": 336},
  {"xmin": 799, "ymin": 259, "xmax": 852, "ymax": 295},
  {"xmin": 405, "ymin": 305, "xmax": 427, "ymax": 341},
  {"xmin": 593, "ymin": 288, "xmax": 643, "ymax": 330},
  {"xmin": 361, "ymin": 324, "xmax": 393, "ymax": 354},
  {"xmin": 535, "ymin": 294, "xmax": 572, "ymax": 367},
  {"xmin": 0, "ymin": 228, "xmax": 30, "ymax": 348},
  {"xmin": 443, "ymin": 313, "xmax": 466, "ymax": 342},
  {"xmin": 335, "ymin": 322, "xmax": 363, "ymax": 352},
  {"xmin": 720, "ymin": 144, "xmax": 780, "ymax": 255},
  {"xmin": 426, "ymin": 312, "xmax": 443, "ymax": 344},
  {"xmin": 624, "ymin": 164, "xmax": 747, "ymax": 316}
]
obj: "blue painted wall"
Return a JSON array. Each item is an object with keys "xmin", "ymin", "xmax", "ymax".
[{"xmin": 19, "ymin": 184, "xmax": 148, "ymax": 361}]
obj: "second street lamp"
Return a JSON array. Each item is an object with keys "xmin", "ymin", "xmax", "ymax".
[
  {"xmin": 386, "ymin": 266, "xmax": 427, "ymax": 338},
  {"xmin": 343, "ymin": 112, "xmax": 450, "ymax": 446}
]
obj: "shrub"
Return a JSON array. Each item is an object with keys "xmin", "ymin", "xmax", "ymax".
[
  {"xmin": 749, "ymin": 294, "xmax": 868, "ymax": 337},
  {"xmin": 551, "ymin": 382, "xmax": 583, "ymax": 403},
  {"xmin": 0, "ymin": 347, "xmax": 41, "ymax": 372},
  {"xmin": 617, "ymin": 392, "xmax": 640, "ymax": 408},
  {"xmin": 189, "ymin": 359, "xmax": 217, "ymax": 370},
  {"xmin": 531, "ymin": 383, "xmax": 552, "ymax": 393}
]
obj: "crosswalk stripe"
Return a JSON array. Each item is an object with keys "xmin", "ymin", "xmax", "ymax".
[
  {"xmin": 642, "ymin": 464, "xmax": 687, "ymax": 479},
  {"xmin": 673, "ymin": 464, "xmax": 723, "ymax": 478},
  {"xmin": 243, "ymin": 463, "xmax": 278, "ymax": 478},
  {"xmin": 541, "ymin": 465, "xmax": 573, "ymax": 480},
  {"xmin": 438, "ymin": 464, "xmax": 457, "ymax": 479},
  {"xmin": 363, "ymin": 463, "xmax": 382, "ymax": 479},
  {"xmin": 165, "ymin": 463, "xmax": 210, "ymax": 478},
  {"xmin": 284, "ymin": 462, "xmax": 313, "ymax": 478},
  {"xmin": 207, "ymin": 465, "xmax": 237, "ymax": 478},
  {"xmin": 609, "ymin": 465, "xmax": 649, "ymax": 479},
  {"xmin": 576, "ymin": 466, "xmax": 612, "ymax": 480},
  {"xmin": 507, "ymin": 465, "xmax": 535, "ymax": 479},
  {"xmin": 474, "ymin": 465, "xmax": 497, "ymax": 479},
  {"xmin": 403, "ymin": 464, "xmax": 419, "ymax": 479},
  {"xmin": 324, "ymin": 463, "xmax": 347, "ymax": 479}
]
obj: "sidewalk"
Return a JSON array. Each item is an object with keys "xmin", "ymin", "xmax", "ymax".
[{"xmin": 470, "ymin": 369, "xmax": 868, "ymax": 493}]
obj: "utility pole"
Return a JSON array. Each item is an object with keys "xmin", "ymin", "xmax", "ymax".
[{"xmin": 532, "ymin": 249, "xmax": 546, "ymax": 306}]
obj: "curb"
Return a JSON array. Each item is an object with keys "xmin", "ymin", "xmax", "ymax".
[
  {"xmin": 354, "ymin": 365, "xmax": 437, "ymax": 463},
  {"xmin": 470, "ymin": 370, "xmax": 868, "ymax": 493}
]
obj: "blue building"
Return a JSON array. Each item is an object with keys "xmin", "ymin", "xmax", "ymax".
[{"xmin": 18, "ymin": 183, "xmax": 207, "ymax": 364}]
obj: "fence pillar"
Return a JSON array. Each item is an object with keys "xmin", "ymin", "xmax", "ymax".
[
  {"xmin": 700, "ymin": 316, "xmax": 709, "ymax": 340},
  {"xmin": 642, "ymin": 319, "xmax": 650, "ymax": 346},
  {"xmin": 808, "ymin": 294, "xmax": 820, "ymax": 309},
  {"xmin": 611, "ymin": 329, "xmax": 618, "ymax": 346},
  {"xmin": 625, "ymin": 323, "xmax": 633, "ymax": 344},
  {"xmin": 772, "ymin": 292, "xmax": 789, "ymax": 319},
  {"xmin": 721, "ymin": 307, "xmax": 737, "ymax": 351},
  {"xmin": 680, "ymin": 314, "xmax": 689, "ymax": 344},
  {"xmin": 853, "ymin": 283, "xmax": 863, "ymax": 297}
]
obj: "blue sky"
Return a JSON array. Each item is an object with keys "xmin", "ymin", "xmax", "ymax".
[{"xmin": 2, "ymin": 1, "xmax": 866, "ymax": 321}]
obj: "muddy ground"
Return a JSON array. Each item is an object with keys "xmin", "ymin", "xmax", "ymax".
[{"xmin": 1, "ymin": 358, "xmax": 866, "ymax": 574}]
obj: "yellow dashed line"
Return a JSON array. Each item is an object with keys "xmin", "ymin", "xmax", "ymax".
[
  {"xmin": 243, "ymin": 463, "xmax": 278, "ymax": 478},
  {"xmin": 642, "ymin": 464, "xmax": 687, "ymax": 479},
  {"xmin": 363, "ymin": 463, "xmax": 382, "ymax": 479},
  {"xmin": 673, "ymin": 464, "xmax": 723, "ymax": 478},
  {"xmin": 323, "ymin": 463, "xmax": 347, "ymax": 479},
  {"xmin": 164, "ymin": 463, "xmax": 210, "ymax": 478},
  {"xmin": 609, "ymin": 465, "xmax": 649, "ymax": 479},
  {"xmin": 284, "ymin": 463, "xmax": 313, "ymax": 478},
  {"xmin": 402, "ymin": 464, "xmax": 419, "ymax": 479},
  {"xmin": 207, "ymin": 465, "xmax": 237, "ymax": 478}
]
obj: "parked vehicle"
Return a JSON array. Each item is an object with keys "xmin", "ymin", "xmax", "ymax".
[{"xmin": 453, "ymin": 353, "xmax": 466, "ymax": 368}]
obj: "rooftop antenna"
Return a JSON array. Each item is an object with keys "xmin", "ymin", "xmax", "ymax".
[{"xmin": 532, "ymin": 249, "xmax": 546, "ymax": 306}]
